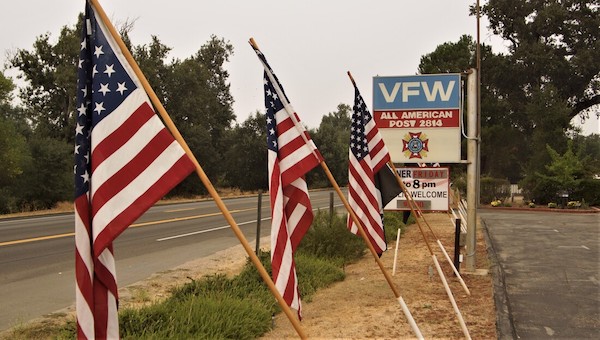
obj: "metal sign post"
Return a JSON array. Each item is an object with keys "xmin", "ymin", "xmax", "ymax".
[{"xmin": 465, "ymin": 69, "xmax": 478, "ymax": 272}]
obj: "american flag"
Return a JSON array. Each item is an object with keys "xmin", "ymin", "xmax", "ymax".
[
  {"xmin": 347, "ymin": 82, "xmax": 402, "ymax": 255},
  {"xmin": 251, "ymin": 44, "xmax": 322, "ymax": 319},
  {"xmin": 75, "ymin": 3, "xmax": 194, "ymax": 338}
]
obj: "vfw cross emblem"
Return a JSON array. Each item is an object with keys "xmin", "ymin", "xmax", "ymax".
[{"xmin": 402, "ymin": 132, "xmax": 429, "ymax": 159}]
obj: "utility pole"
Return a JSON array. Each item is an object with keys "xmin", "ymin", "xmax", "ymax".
[{"xmin": 465, "ymin": 68, "xmax": 478, "ymax": 272}]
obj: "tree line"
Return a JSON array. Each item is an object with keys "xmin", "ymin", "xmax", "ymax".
[{"xmin": 1, "ymin": 1, "xmax": 599, "ymax": 213}]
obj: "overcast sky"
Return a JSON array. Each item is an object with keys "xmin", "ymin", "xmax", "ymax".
[{"xmin": 1, "ymin": 0, "xmax": 597, "ymax": 134}]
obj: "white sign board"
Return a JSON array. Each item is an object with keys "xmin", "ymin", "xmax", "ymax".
[
  {"xmin": 373, "ymin": 74, "xmax": 462, "ymax": 163},
  {"xmin": 385, "ymin": 167, "xmax": 450, "ymax": 211}
]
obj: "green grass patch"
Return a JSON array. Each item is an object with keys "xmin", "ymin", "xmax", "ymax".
[{"xmin": 120, "ymin": 293, "xmax": 272, "ymax": 339}]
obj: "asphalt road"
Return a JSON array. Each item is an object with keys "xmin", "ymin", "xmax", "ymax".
[
  {"xmin": 481, "ymin": 209, "xmax": 600, "ymax": 339},
  {"xmin": 0, "ymin": 190, "xmax": 344, "ymax": 331}
]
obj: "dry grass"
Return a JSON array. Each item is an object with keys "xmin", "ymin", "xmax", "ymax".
[{"xmin": 261, "ymin": 213, "xmax": 496, "ymax": 339}]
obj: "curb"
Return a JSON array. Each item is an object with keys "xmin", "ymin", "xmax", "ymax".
[
  {"xmin": 480, "ymin": 206, "xmax": 599, "ymax": 214},
  {"xmin": 480, "ymin": 217, "xmax": 518, "ymax": 340}
]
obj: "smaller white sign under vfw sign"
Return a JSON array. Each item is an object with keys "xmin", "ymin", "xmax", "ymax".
[{"xmin": 385, "ymin": 167, "xmax": 450, "ymax": 212}]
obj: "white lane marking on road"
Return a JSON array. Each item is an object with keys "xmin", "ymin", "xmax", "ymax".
[
  {"xmin": 558, "ymin": 245, "xmax": 590, "ymax": 250},
  {"xmin": 156, "ymin": 217, "xmax": 271, "ymax": 241},
  {"xmin": 156, "ymin": 204, "xmax": 345, "ymax": 242}
]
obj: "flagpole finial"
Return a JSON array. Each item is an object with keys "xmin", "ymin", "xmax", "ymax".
[
  {"xmin": 347, "ymin": 71, "xmax": 356, "ymax": 86},
  {"xmin": 249, "ymin": 37, "xmax": 259, "ymax": 50}
]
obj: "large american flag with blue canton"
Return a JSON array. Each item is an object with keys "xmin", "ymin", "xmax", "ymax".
[
  {"xmin": 347, "ymin": 81, "xmax": 402, "ymax": 255},
  {"xmin": 75, "ymin": 2, "xmax": 194, "ymax": 339},
  {"xmin": 251, "ymin": 43, "xmax": 322, "ymax": 319}
]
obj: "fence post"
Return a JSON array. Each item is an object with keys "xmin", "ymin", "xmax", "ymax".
[
  {"xmin": 255, "ymin": 190, "xmax": 262, "ymax": 254},
  {"xmin": 329, "ymin": 191, "xmax": 334, "ymax": 224}
]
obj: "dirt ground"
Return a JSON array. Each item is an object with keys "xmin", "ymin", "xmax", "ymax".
[
  {"xmin": 261, "ymin": 213, "xmax": 497, "ymax": 339},
  {"xmin": 3, "ymin": 212, "xmax": 496, "ymax": 339},
  {"xmin": 119, "ymin": 212, "xmax": 497, "ymax": 339}
]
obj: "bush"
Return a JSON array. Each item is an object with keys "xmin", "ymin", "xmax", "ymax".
[
  {"xmin": 383, "ymin": 211, "xmax": 408, "ymax": 242},
  {"xmin": 298, "ymin": 210, "xmax": 366, "ymax": 264},
  {"xmin": 296, "ymin": 253, "xmax": 346, "ymax": 302},
  {"xmin": 480, "ymin": 177, "xmax": 511, "ymax": 204},
  {"xmin": 572, "ymin": 179, "xmax": 600, "ymax": 206},
  {"xmin": 120, "ymin": 293, "xmax": 272, "ymax": 339},
  {"xmin": 129, "ymin": 247, "xmax": 348, "ymax": 339},
  {"xmin": 145, "ymin": 213, "xmax": 363, "ymax": 340},
  {"xmin": 520, "ymin": 174, "xmax": 561, "ymax": 205}
]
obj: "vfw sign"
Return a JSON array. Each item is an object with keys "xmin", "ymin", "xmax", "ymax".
[{"xmin": 373, "ymin": 74, "xmax": 461, "ymax": 163}]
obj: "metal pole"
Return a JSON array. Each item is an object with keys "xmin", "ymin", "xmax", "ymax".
[
  {"xmin": 329, "ymin": 191, "xmax": 334, "ymax": 224},
  {"xmin": 454, "ymin": 218, "xmax": 461, "ymax": 273},
  {"xmin": 465, "ymin": 68, "xmax": 478, "ymax": 271},
  {"xmin": 476, "ymin": 0, "xmax": 482, "ymax": 209},
  {"xmin": 255, "ymin": 190, "xmax": 262, "ymax": 254}
]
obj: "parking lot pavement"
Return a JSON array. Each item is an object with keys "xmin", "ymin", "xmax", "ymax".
[{"xmin": 480, "ymin": 209, "xmax": 600, "ymax": 339}]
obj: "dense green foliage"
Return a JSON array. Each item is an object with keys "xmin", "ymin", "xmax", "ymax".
[
  {"xmin": 482, "ymin": 0, "xmax": 600, "ymax": 119},
  {"xmin": 2, "ymin": 20, "xmax": 236, "ymax": 212},
  {"xmin": 419, "ymin": 1, "xmax": 599, "ymax": 203},
  {"xmin": 298, "ymin": 209, "xmax": 366, "ymax": 263},
  {"xmin": 221, "ymin": 111, "xmax": 268, "ymax": 190},
  {"xmin": 308, "ymin": 104, "xmax": 352, "ymax": 187},
  {"xmin": 480, "ymin": 177, "xmax": 511, "ymax": 203}
]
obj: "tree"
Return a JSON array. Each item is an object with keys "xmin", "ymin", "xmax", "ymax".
[
  {"xmin": 132, "ymin": 35, "xmax": 173, "ymax": 107},
  {"xmin": 545, "ymin": 140, "xmax": 586, "ymax": 193},
  {"xmin": 0, "ymin": 73, "xmax": 32, "ymax": 213},
  {"xmin": 573, "ymin": 134, "xmax": 600, "ymax": 176},
  {"xmin": 0, "ymin": 116, "xmax": 29, "ymax": 187},
  {"xmin": 222, "ymin": 112, "xmax": 268, "ymax": 190},
  {"xmin": 13, "ymin": 136, "xmax": 72, "ymax": 211},
  {"xmin": 0, "ymin": 71, "xmax": 14, "ymax": 103},
  {"xmin": 0, "ymin": 117, "xmax": 30, "ymax": 213},
  {"xmin": 309, "ymin": 104, "xmax": 352, "ymax": 187},
  {"xmin": 418, "ymin": 35, "xmax": 476, "ymax": 74},
  {"xmin": 418, "ymin": 35, "xmax": 528, "ymax": 181},
  {"xmin": 9, "ymin": 16, "xmax": 82, "ymax": 142},
  {"xmin": 481, "ymin": 0, "xmax": 600, "ymax": 120},
  {"xmin": 10, "ymin": 15, "xmax": 236, "ymax": 198},
  {"xmin": 162, "ymin": 36, "xmax": 235, "ymax": 185},
  {"xmin": 521, "ymin": 139, "xmax": 587, "ymax": 204}
]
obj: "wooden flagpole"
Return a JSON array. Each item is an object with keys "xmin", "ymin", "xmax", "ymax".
[
  {"xmin": 387, "ymin": 161, "xmax": 470, "ymax": 296},
  {"xmin": 319, "ymin": 160, "xmax": 424, "ymax": 339},
  {"xmin": 316, "ymin": 70, "xmax": 422, "ymax": 338},
  {"xmin": 386, "ymin": 161, "xmax": 472, "ymax": 339},
  {"xmin": 88, "ymin": 1, "xmax": 307, "ymax": 338},
  {"xmin": 249, "ymin": 40, "xmax": 421, "ymax": 337},
  {"xmin": 347, "ymin": 70, "xmax": 470, "ymax": 338}
]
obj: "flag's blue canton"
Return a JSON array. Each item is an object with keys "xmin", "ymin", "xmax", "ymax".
[
  {"xmin": 258, "ymin": 48, "xmax": 290, "ymax": 154},
  {"xmin": 350, "ymin": 89, "xmax": 371, "ymax": 161},
  {"xmin": 74, "ymin": 4, "xmax": 137, "ymax": 198},
  {"xmin": 264, "ymin": 74, "xmax": 284, "ymax": 153}
]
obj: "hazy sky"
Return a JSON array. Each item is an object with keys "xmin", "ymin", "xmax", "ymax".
[{"xmin": 1, "ymin": 0, "xmax": 597, "ymax": 133}]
